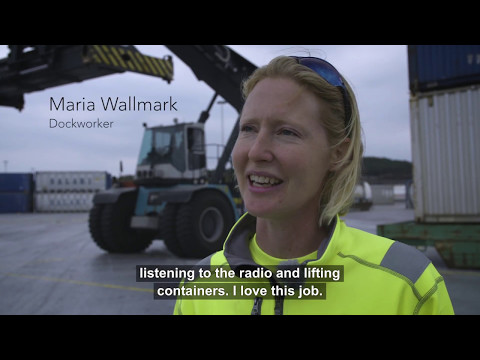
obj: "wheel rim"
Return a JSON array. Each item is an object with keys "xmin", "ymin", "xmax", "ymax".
[{"xmin": 199, "ymin": 207, "xmax": 224, "ymax": 243}]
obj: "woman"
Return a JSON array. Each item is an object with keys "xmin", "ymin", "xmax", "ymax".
[{"xmin": 173, "ymin": 55, "xmax": 454, "ymax": 315}]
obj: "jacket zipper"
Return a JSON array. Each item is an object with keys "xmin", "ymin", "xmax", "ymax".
[
  {"xmin": 251, "ymin": 297, "xmax": 263, "ymax": 315},
  {"xmin": 251, "ymin": 295, "xmax": 285, "ymax": 315},
  {"xmin": 274, "ymin": 295, "xmax": 284, "ymax": 315}
]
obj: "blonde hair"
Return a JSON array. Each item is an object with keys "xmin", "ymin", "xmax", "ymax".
[{"xmin": 240, "ymin": 56, "xmax": 363, "ymax": 227}]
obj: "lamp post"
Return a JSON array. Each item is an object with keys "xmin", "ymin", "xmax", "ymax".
[{"xmin": 217, "ymin": 100, "xmax": 227, "ymax": 146}]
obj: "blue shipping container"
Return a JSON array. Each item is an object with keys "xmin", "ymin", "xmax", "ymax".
[
  {"xmin": 408, "ymin": 45, "xmax": 480, "ymax": 94},
  {"xmin": 105, "ymin": 172, "xmax": 113, "ymax": 189},
  {"xmin": 0, "ymin": 173, "xmax": 33, "ymax": 193},
  {"xmin": 0, "ymin": 193, "xmax": 33, "ymax": 213}
]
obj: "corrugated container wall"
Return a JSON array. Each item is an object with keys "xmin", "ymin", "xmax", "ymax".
[
  {"xmin": 410, "ymin": 85, "xmax": 480, "ymax": 223},
  {"xmin": 34, "ymin": 171, "xmax": 111, "ymax": 212},
  {"xmin": 34, "ymin": 193, "xmax": 95, "ymax": 212},
  {"xmin": 0, "ymin": 173, "xmax": 34, "ymax": 213},
  {"xmin": 408, "ymin": 45, "xmax": 480, "ymax": 94},
  {"xmin": 35, "ymin": 171, "xmax": 110, "ymax": 193}
]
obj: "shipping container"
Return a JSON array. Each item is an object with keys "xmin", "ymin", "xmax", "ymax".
[
  {"xmin": 370, "ymin": 185, "xmax": 395, "ymax": 205},
  {"xmin": 410, "ymin": 85, "xmax": 480, "ymax": 223},
  {"xmin": 393, "ymin": 184, "xmax": 406, "ymax": 202},
  {"xmin": 0, "ymin": 193, "xmax": 33, "ymax": 213},
  {"xmin": 0, "ymin": 173, "xmax": 33, "ymax": 193},
  {"xmin": 408, "ymin": 45, "xmax": 480, "ymax": 94},
  {"xmin": 105, "ymin": 172, "xmax": 112, "ymax": 189},
  {"xmin": 0, "ymin": 173, "xmax": 34, "ymax": 213},
  {"xmin": 35, "ymin": 171, "xmax": 110, "ymax": 193},
  {"xmin": 34, "ymin": 192, "xmax": 95, "ymax": 212}
]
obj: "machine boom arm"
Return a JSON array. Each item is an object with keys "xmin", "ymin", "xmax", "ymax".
[
  {"xmin": 165, "ymin": 45, "xmax": 257, "ymax": 114},
  {"xmin": 0, "ymin": 45, "xmax": 173, "ymax": 110},
  {"xmin": 0, "ymin": 45, "xmax": 258, "ymax": 182},
  {"xmin": 164, "ymin": 45, "xmax": 257, "ymax": 183}
]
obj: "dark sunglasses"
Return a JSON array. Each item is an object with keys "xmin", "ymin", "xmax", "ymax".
[{"xmin": 290, "ymin": 56, "xmax": 352, "ymax": 129}]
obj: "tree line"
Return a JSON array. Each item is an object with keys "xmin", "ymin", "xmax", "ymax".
[{"xmin": 362, "ymin": 156, "xmax": 412, "ymax": 184}]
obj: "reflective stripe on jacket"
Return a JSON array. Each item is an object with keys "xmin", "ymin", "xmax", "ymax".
[{"xmin": 173, "ymin": 212, "xmax": 455, "ymax": 315}]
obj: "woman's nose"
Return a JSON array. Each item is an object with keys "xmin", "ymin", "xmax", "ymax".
[{"xmin": 248, "ymin": 130, "xmax": 274, "ymax": 163}]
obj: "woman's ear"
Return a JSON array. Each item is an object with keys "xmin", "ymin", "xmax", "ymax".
[{"xmin": 329, "ymin": 138, "xmax": 350, "ymax": 172}]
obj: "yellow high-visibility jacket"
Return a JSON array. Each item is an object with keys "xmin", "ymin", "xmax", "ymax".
[{"xmin": 173, "ymin": 212, "xmax": 455, "ymax": 315}]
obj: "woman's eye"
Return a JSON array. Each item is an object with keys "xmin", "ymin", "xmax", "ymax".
[
  {"xmin": 240, "ymin": 125, "xmax": 255, "ymax": 132},
  {"xmin": 279, "ymin": 129, "xmax": 298, "ymax": 137}
]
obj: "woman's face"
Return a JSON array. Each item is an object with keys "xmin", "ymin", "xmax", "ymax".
[{"xmin": 232, "ymin": 77, "xmax": 334, "ymax": 221}]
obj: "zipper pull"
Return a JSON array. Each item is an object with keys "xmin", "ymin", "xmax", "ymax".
[{"xmin": 251, "ymin": 297, "xmax": 263, "ymax": 315}]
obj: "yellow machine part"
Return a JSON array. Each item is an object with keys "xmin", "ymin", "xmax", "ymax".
[{"xmin": 86, "ymin": 45, "xmax": 173, "ymax": 83}]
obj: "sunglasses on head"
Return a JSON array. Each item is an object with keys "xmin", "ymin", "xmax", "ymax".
[{"xmin": 290, "ymin": 56, "xmax": 352, "ymax": 129}]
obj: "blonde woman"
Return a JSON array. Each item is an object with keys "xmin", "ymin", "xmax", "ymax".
[{"xmin": 174, "ymin": 56, "xmax": 454, "ymax": 315}]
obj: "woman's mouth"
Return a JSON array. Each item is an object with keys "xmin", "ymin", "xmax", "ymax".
[{"xmin": 248, "ymin": 174, "xmax": 283, "ymax": 188}]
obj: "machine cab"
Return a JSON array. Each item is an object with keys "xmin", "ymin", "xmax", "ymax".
[{"xmin": 136, "ymin": 122, "xmax": 207, "ymax": 185}]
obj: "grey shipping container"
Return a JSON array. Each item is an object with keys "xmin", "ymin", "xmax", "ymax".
[
  {"xmin": 410, "ymin": 85, "xmax": 480, "ymax": 223},
  {"xmin": 34, "ymin": 192, "xmax": 95, "ymax": 212},
  {"xmin": 370, "ymin": 185, "xmax": 395, "ymax": 205},
  {"xmin": 35, "ymin": 171, "xmax": 110, "ymax": 193},
  {"xmin": 408, "ymin": 45, "xmax": 480, "ymax": 94}
]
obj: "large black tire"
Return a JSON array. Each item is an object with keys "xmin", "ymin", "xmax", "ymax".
[
  {"xmin": 89, "ymin": 204, "xmax": 116, "ymax": 252},
  {"xmin": 160, "ymin": 203, "xmax": 185, "ymax": 257},
  {"xmin": 98, "ymin": 192, "xmax": 154, "ymax": 253},
  {"xmin": 176, "ymin": 190, "xmax": 236, "ymax": 258}
]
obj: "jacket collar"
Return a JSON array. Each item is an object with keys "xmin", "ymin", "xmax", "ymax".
[{"xmin": 223, "ymin": 212, "xmax": 337, "ymax": 273}]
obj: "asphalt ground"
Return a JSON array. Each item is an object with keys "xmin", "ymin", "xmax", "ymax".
[{"xmin": 0, "ymin": 203, "xmax": 478, "ymax": 315}]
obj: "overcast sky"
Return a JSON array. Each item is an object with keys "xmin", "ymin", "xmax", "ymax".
[{"xmin": 0, "ymin": 45, "xmax": 410, "ymax": 176}]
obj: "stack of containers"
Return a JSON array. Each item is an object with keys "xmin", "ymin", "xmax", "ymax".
[
  {"xmin": 0, "ymin": 173, "xmax": 34, "ymax": 213},
  {"xmin": 408, "ymin": 45, "xmax": 480, "ymax": 223},
  {"xmin": 34, "ymin": 171, "xmax": 112, "ymax": 212}
]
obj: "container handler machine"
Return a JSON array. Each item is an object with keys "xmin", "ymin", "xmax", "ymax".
[{"xmin": 0, "ymin": 45, "xmax": 257, "ymax": 258}]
